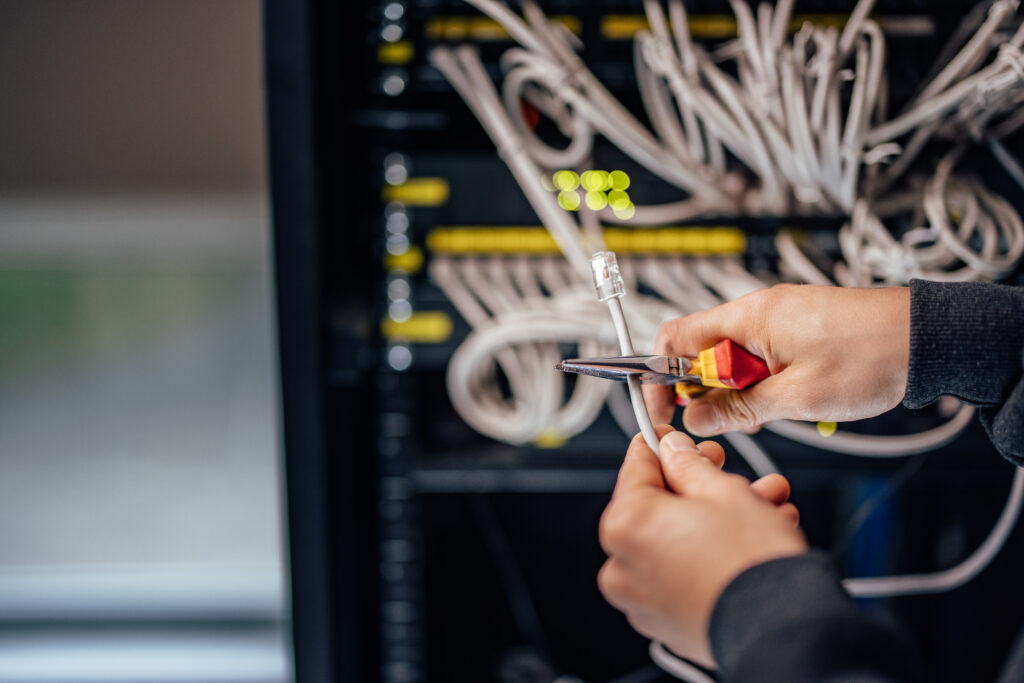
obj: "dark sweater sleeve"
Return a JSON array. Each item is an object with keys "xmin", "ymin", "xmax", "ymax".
[
  {"xmin": 706, "ymin": 281, "xmax": 1023, "ymax": 681},
  {"xmin": 709, "ymin": 551, "xmax": 922, "ymax": 682},
  {"xmin": 903, "ymin": 279, "xmax": 1024, "ymax": 464}
]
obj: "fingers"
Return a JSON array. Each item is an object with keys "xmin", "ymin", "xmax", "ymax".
[
  {"xmin": 597, "ymin": 559, "xmax": 631, "ymax": 612},
  {"xmin": 748, "ymin": 475, "xmax": 800, "ymax": 525},
  {"xmin": 681, "ymin": 373, "xmax": 797, "ymax": 436},
  {"xmin": 695, "ymin": 439, "xmax": 726, "ymax": 469},
  {"xmin": 653, "ymin": 300, "xmax": 754, "ymax": 360},
  {"xmin": 646, "ymin": 301, "xmax": 752, "ymax": 426},
  {"xmin": 749, "ymin": 473, "xmax": 791, "ymax": 505},
  {"xmin": 657, "ymin": 430, "xmax": 743, "ymax": 498},
  {"xmin": 614, "ymin": 424, "xmax": 677, "ymax": 495},
  {"xmin": 777, "ymin": 502, "xmax": 800, "ymax": 526}
]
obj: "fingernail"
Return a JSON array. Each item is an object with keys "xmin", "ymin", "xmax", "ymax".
[
  {"xmin": 660, "ymin": 430, "xmax": 697, "ymax": 453},
  {"xmin": 685, "ymin": 402, "xmax": 721, "ymax": 436}
]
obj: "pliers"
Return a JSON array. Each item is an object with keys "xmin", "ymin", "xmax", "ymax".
[{"xmin": 556, "ymin": 339, "xmax": 770, "ymax": 400}]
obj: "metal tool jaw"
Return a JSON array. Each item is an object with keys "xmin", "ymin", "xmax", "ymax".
[{"xmin": 554, "ymin": 355, "xmax": 698, "ymax": 385}]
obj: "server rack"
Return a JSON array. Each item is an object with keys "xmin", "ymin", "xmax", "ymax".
[{"xmin": 266, "ymin": 2, "xmax": 1024, "ymax": 681}]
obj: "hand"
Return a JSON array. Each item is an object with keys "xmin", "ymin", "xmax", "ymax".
[
  {"xmin": 643, "ymin": 284, "xmax": 911, "ymax": 436},
  {"xmin": 598, "ymin": 425, "xmax": 807, "ymax": 666}
]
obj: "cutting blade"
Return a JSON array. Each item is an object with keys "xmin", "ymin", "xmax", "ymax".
[{"xmin": 554, "ymin": 356, "xmax": 698, "ymax": 385}]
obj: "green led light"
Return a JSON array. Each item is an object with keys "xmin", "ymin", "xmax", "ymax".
[
  {"xmin": 585, "ymin": 190, "xmax": 608, "ymax": 210},
  {"xmin": 612, "ymin": 202, "xmax": 636, "ymax": 220},
  {"xmin": 608, "ymin": 189, "xmax": 631, "ymax": 210},
  {"xmin": 580, "ymin": 170, "xmax": 598, "ymax": 191},
  {"xmin": 580, "ymin": 170, "xmax": 610, "ymax": 192},
  {"xmin": 558, "ymin": 189, "xmax": 581, "ymax": 211},
  {"xmin": 554, "ymin": 170, "xmax": 580, "ymax": 191},
  {"xmin": 609, "ymin": 170, "xmax": 631, "ymax": 191}
]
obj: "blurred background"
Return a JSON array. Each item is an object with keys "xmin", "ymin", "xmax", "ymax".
[{"xmin": 0, "ymin": 1, "xmax": 290, "ymax": 681}]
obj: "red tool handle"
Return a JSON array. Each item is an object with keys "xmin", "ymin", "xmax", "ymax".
[
  {"xmin": 710, "ymin": 339, "xmax": 771, "ymax": 388},
  {"xmin": 692, "ymin": 339, "xmax": 771, "ymax": 389},
  {"xmin": 674, "ymin": 340, "xmax": 771, "ymax": 404}
]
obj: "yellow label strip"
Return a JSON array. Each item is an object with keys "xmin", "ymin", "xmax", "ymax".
[
  {"xmin": 425, "ymin": 15, "xmax": 581, "ymax": 41},
  {"xmin": 600, "ymin": 13, "xmax": 932, "ymax": 40},
  {"xmin": 382, "ymin": 178, "xmax": 450, "ymax": 207},
  {"xmin": 384, "ymin": 245, "xmax": 425, "ymax": 274},
  {"xmin": 382, "ymin": 311, "xmax": 453, "ymax": 343},
  {"xmin": 427, "ymin": 226, "xmax": 746, "ymax": 255},
  {"xmin": 378, "ymin": 41, "xmax": 414, "ymax": 65}
]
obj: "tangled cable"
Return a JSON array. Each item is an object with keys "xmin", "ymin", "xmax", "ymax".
[
  {"xmin": 422, "ymin": 4, "xmax": 1024, "ymax": 677},
  {"xmin": 428, "ymin": 0, "xmax": 1024, "ymax": 456}
]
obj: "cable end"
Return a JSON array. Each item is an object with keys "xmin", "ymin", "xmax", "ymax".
[{"xmin": 591, "ymin": 251, "xmax": 626, "ymax": 302}]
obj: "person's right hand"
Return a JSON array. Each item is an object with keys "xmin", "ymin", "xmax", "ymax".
[{"xmin": 643, "ymin": 285, "xmax": 911, "ymax": 436}]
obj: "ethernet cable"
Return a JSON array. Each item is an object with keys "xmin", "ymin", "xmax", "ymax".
[
  {"xmin": 460, "ymin": 0, "xmax": 1024, "ymax": 235},
  {"xmin": 844, "ymin": 465, "xmax": 1024, "ymax": 597},
  {"xmin": 648, "ymin": 642, "xmax": 715, "ymax": 683},
  {"xmin": 592, "ymin": 252, "xmax": 661, "ymax": 453},
  {"xmin": 433, "ymin": 248, "xmax": 787, "ymax": 471},
  {"xmin": 429, "ymin": 45, "xmax": 594, "ymax": 280},
  {"xmin": 593, "ymin": 251, "xmax": 721, "ymax": 683},
  {"xmin": 836, "ymin": 167, "xmax": 1024, "ymax": 287},
  {"xmin": 865, "ymin": 20, "xmax": 1024, "ymax": 149},
  {"xmin": 434, "ymin": 245, "xmax": 981, "ymax": 458}
]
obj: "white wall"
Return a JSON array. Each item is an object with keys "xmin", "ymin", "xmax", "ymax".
[{"xmin": 0, "ymin": 2, "xmax": 288, "ymax": 680}]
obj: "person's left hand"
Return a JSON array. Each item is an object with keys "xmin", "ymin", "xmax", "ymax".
[{"xmin": 597, "ymin": 425, "xmax": 807, "ymax": 666}]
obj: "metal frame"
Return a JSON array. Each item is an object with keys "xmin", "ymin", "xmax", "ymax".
[{"xmin": 264, "ymin": 1, "xmax": 378, "ymax": 680}]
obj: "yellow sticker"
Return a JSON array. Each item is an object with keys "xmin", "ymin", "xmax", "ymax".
[
  {"xmin": 384, "ymin": 245, "xmax": 424, "ymax": 273},
  {"xmin": 533, "ymin": 430, "xmax": 568, "ymax": 449},
  {"xmin": 426, "ymin": 15, "xmax": 580, "ymax": 41},
  {"xmin": 382, "ymin": 178, "xmax": 450, "ymax": 206},
  {"xmin": 378, "ymin": 41, "xmax": 414, "ymax": 65},
  {"xmin": 382, "ymin": 311, "xmax": 453, "ymax": 343},
  {"xmin": 425, "ymin": 227, "xmax": 746, "ymax": 255},
  {"xmin": 601, "ymin": 13, "xmax": 856, "ymax": 40}
]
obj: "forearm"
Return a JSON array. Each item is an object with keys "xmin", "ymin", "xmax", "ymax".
[
  {"xmin": 709, "ymin": 551, "xmax": 922, "ymax": 682},
  {"xmin": 904, "ymin": 279, "xmax": 1024, "ymax": 462}
]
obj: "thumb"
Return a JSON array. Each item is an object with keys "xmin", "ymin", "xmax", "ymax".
[
  {"xmin": 658, "ymin": 430, "xmax": 725, "ymax": 497},
  {"xmin": 682, "ymin": 373, "xmax": 794, "ymax": 436}
]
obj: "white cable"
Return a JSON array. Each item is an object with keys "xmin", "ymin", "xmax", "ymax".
[
  {"xmin": 775, "ymin": 232, "xmax": 835, "ymax": 286},
  {"xmin": 593, "ymin": 253, "xmax": 715, "ymax": 683},
  {"xmin": 429, "ymin": 46, "xmax": 593, "ymax": 281},
  {"xmin": 844, "ymin": 466, "xmax": 1024, "ymax": 597},
  {"xmin": 446, "ymin": 311, "xmax": 613, "ymax": 443},
  {"xmin": 764, "ymin": 404, "xmax": 976, "ymax": 457},
  {"xmin": 425, "ymin": 3, "xmax": 1024, "ymax": 630},
  {"xmin": 502, "ymin": 65, "xmax": 594, "ymax": 169},
  {"xmin": 988, "ymin": 137, "xmax": 1024, "ymax": 192},
  {"xmin": 915, "ymin": 0, "xmax": 1017, "ymax": 103},
  {"xmin": 723, "ymin": 432, "xmax": 779, "ymax": 479},
  {"xmin": 607, "ymin": 294, "xmax": 660, "ymax": 454},
  {"xmin": 649, "ymin": 641, "xmax": 716, "ymax": 683},
  {"xmin": 433, "ymin": 0, "xmax": 1024, "ymax": 460},
  {"xmin": 448, "ymin": 0, "xmax": 1024, "ymax": 236},
  {"xmin": 606, "ymin": 383, "xmax": 640, "ymax": 436}
]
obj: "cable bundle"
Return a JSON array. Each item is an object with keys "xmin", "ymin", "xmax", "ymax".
[
  {"xmin": 424, "ymin": 5, "xmax": 1024, "ymax": 671},
  {"xmin": 432, "ymin": 254, "xmax": 683, "ymax": 445},
  {"xmin": 434, "ymin": 0, "xmax": 1024, "ymax": 280},
  {"xmin": 427, "ymin": 0, "xmax": 1024, "ymax": 453}
]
